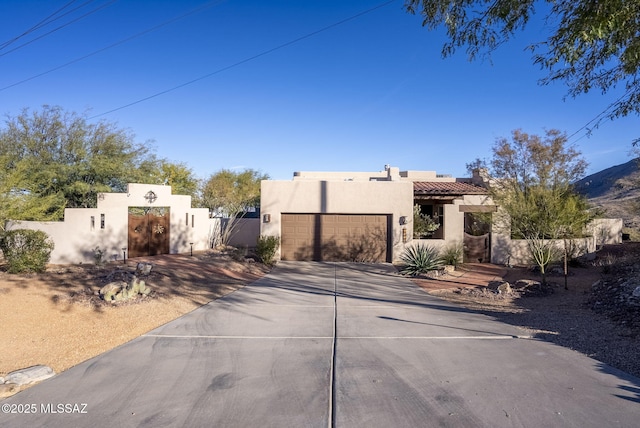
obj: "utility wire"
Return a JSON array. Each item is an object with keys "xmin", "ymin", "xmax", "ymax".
[
  {"xmin": 0, "ymin": 0, "xmax": 225, "ymax": 93},
  {"xmin": 566, "ymin": 86, "xmax": 635, "ymax": 144},
  {"xmin": 90, "ymin": 0, "xmax": 399, "ymax": 119},
  {"xmin": 0, "ymin": 0, "xmax": 118, "ymax": 58},
  {"xmin": 0, "ymin": 0, "xmax": 81, "ymax": 50}
]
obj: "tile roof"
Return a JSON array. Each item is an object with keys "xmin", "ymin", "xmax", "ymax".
[{"xmin": 413, "ymin": 181, "xmax": 488, "ymax": 195}]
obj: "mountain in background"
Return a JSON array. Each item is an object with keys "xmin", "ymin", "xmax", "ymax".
[{"xmin": 575, "ymin": 158, "xmax": 640, "ymax": 239}]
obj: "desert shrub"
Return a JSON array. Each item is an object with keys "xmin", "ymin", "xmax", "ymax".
[
  {"xmin": 400, "ymin": 244, "xmax": 442, "ymax": 276},
  {"xmin": 440, "ymin": 243, "xmax": 463, "ymax": 267},
  {"xmin": 0, "ymin": 229, "xmax": 55, "ymax": 273},
  {"xmin": 93, "ymin": 246, "xmax": 105, "ymax": 266},
  {"xmin": 256, "ymin": 235, "xmax": 279, "ymax": 266}
]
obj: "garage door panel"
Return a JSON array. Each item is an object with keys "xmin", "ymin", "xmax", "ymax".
[{"xmin": 281, "ymin": 214, "xmax": 389, "ymax": 262}]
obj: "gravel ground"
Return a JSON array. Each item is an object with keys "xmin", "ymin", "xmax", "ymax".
[{"xmin": 418, "ymin": 244, "xmax": 640, "ymax": 380}]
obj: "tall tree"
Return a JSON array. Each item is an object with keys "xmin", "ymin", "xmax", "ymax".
[
  {"xmin": 0, "ymin": 106, "xmax": 160, "ymax": 210},
  {"xmin": 201, "ymin": 168, "xmax": 269, "ymax": 246},
  {"xmin": 0, "ymin": 106, "xmax": 201, "ymax": 221},
  {"xmin": 485, "ymin": 129, "xmax": 595, "ymax": 284},
  {"xmin": 405, "ymin": 0, "xmax": 640, "ymax": 126},
  {"xmin": 144, "ymin": 158, "xmax": 201, "ymax": 204},
  {"xmin": 0, "ymin": 157, "xmax": 65, "ymax": 231}
]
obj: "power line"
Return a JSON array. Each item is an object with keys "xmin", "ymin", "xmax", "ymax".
[
  {"xmin": 0, "ymin": 0, "xmax": 226, "ymax": 92},
  {"xmin": 566, "ymin": 86, "xmax": 636, "ymax": 144},
  {"xmin": 0, "ymin": 0, "xmax": 80, "ymax": 50},
  {"xmin": 90, "ymin": 0, "xmax": 399, "ymax": 119},
  {"xmin": 0, "ymin": 0, "xmax": 118, "ymax": 58}
]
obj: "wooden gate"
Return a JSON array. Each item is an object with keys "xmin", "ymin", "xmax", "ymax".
[
  {"xmin": 128, "ymin": 207, "xmax": 170, "ymax": 258},
  {"xmin": 463, "ymin": 212, "xmax": 491, "ymax": 263}
]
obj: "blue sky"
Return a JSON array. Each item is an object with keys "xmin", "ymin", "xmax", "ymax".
[{"xmin": 1, "ymin": 0, "xmax": 638, "ymax": 181}]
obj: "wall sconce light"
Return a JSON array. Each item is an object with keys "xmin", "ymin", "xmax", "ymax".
[
  {"xmin": 399, "ymin": 216, "xmax": 408, "ymax": 225},
  {"xmin": 263, "ymin": 214, "xmax": 271, "ymax": 223}
]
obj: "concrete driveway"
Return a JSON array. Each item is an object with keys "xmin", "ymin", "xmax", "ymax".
[{"xmin": 1, "ymin": 262, "xmax": 639, "ymax": 427}]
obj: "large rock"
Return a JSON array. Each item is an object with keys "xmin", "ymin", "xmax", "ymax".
[
  {"xmin": 100, "ymin": 281, "xmax": 126, "ymax": 301},
  {"xmin": 443, "ymin": 265, "xmax": 456, "ymax": 274},
  {"xmin": 136, "ymin": 263, "xmax": 153, "ymax": 275},
  {"xmin": 99, "ymin": 277, "xmax": 151, "ymax": 302},
  {"xmin": 513, "ymin": 279, "xmax": 541, "ymax": 289},
  {"xmin": 4, "ymin": 365, "xmax": 55, "ymax": 386},
  {"xmin": 497, "ymin": 282, "xmax": 512, "ymax": 295}
]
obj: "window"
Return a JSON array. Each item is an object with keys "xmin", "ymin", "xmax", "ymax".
[
  {"xmin": 186, "ymin": 213, "xmax": 189, "ymax": 226},
  {"xmin": 100, "ymin": 214, "xmax": 105, "ymax": 229},
  {"xmin": 90, "ymin": 216, "xmax": 95, "ymax": 230},
  {"xmin": 192, "ymin": 215, "xmax": 195, "ymax": 228},
  {"xmin": 415, "ymin": 203, "xmax": 444, "ymax": 239}
]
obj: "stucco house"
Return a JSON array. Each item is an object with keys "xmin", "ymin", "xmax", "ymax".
[
  {"xmin": 260, "ymin": 165, "xmax": 622, "ymax": 264},
  {"xmin": 260, "ymin": 166, "xmax": 496, "ymax": 263},
  {"xmin": 4, "ymin": 168, "xmax": 622, "ymax": 267}
]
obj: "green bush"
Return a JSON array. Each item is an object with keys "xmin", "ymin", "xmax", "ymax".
[
  {"xmin": 400, "ymin": 244, "xmax": 442, "ymax": 276},
  {"xmin": 256, "ymin": 235, "xmax": 279, "ymax": 266},
  {"xmin": 0, "ymin": 229, "xmax": 55, "ymax": 273},
  {"xmin": 440, "ymin": 243, "xmax": 463, "ymax": 267}
]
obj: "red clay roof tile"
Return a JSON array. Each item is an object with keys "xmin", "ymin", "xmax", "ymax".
[{"xmin": 413, "ymin": 181, "xmax": 488, "ymax": 195}]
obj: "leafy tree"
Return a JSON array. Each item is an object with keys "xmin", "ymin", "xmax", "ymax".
[
  {"xmin": 0, "ymin": 162, "xmax": 65, "ymax": 232},
  {"xmin": 491, "ymin": 129, "xmax": 588, "ymax": 188},
  {"xmin": 201, "ymin": 168, "xmax": 269, "ymax": 246},
  {"xmin": 145, "ymin": 158, "xmax": 201, "ymax": 204},
  {"xmin": 484, "ymin": 129, "xmax": 595, "ymax": 284},
  {"xmin": 405, "ymin": 0, "xmax": 640, "ymax": 126},
  {"xmin": 0, "ymin": 106, "xmax": 158, "ymax": 210},
  {"xmin": 0, "ymin": 106, "xmax": 201, "ymax": 225}
]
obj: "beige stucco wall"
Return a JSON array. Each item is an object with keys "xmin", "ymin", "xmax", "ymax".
[
  {"xmin": 227, "ymin": 218, "xmax": 260, "ymax": 248},
  {"xmin": 260, "ymin": 179, "xmax": 414, "ymax": 261},
  {"xmin": 491, "ymin": 218, "xmax": 624, "ymax": 266},
  {"xmin": 6, "ymin": 183, "xmax": 212, "ymax": 264}
]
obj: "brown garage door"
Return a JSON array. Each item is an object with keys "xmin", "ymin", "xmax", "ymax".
[{"xmin": 281, "ymin": 214, "xmax": 390, "ymax": 262}]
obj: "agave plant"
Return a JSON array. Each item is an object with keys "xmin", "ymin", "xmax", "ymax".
[{"xmin": 400, "ymin": 244, "xmax": 442, "ymax": 276}]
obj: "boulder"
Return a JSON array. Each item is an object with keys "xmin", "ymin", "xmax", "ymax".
[
  {"xmin": 4, "ymin": 365, "xmax": 55, "ymax": 386},
  {"xmin": 513, "ymin": 279, "xmax": 541, "ymax": 289},
  {"xmin": 443, "ymin": 265, "xmax": 456, "ymax": 274},
  {"xmin": 136, "ymin": 263, "xmax": 153, "ymax": 275},
  {"xmin": 100, "ymin": 281, "xmax": 126, "ymax": 301},
  {"xmin": 497, "ymin": 282, "xmax": 512, "ymax": 294}
]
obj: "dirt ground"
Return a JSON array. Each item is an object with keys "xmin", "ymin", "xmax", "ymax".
[
  {"xmin": 411, "ymin": 243, "xmax": 640, "ymax": 380},
  {"xmin": 0, "ymin": 250, "xmax": 270, "ymax": 397}
]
